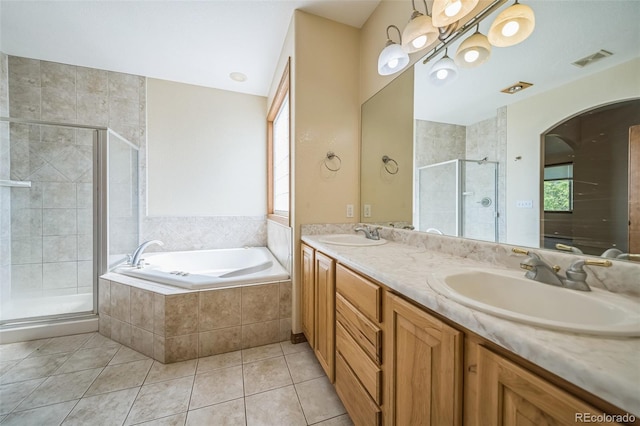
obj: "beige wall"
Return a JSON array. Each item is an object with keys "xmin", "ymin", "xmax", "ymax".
[
  {"xmin": 146, "ymin": 78, "xmax": 267, "ymax": 216},
  {"xmin": 506, "ymin": 58, "xmax": 640, "ymax": 247}
]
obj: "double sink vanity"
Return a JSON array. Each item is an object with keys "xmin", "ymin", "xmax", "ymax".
[{"xmin": 301, "ymin": 227, "xmax": 640, "ymax": 425}]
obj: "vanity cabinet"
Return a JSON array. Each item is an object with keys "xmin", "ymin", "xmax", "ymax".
[
  {"xmin": 335, "ymin": 264, "xmax": 384, "ymax": 426},
  {"xmin": 469, "ymin": 344, "xmax": 623, "ymax": 426},
  {"xmin": 384, "ymin": 292, "xmax": 463, "ymax": 426},
  {"xmin": 301, "ymin": 244, "xmax": 315, "ymax": 347}
]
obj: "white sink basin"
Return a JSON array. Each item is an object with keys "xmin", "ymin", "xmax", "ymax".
[
  {"xmin": 429, "ymin": 268, "xmax": 640, "ymax": 336},
  {"xmin": 318, "ymin": 234, "xmax": 387, "ymax": 246}
]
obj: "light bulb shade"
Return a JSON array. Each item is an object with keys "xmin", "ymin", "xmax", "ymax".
[
  {"xmin": 432, "ymin": 0, "xmax": 479, "ymax": 28},
  {"xmin": 378, "ymin": 43, "xmax": 410, "ymax": 76},
  {"xmin": 488, "ymin": 3, "xmax": 535, "ymax": 47},
  {"xmin": 429, "ymin": 55, "xmax": 458, "ymax": 85},
  {"xmin": 455, "ymin": 32, "xmax": 491, "ymax": 67},
  {"xmin": 402, "ymin": 14, "xmax": 439, "ymax": 54}
]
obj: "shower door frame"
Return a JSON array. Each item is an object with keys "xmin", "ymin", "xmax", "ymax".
[{"xmin": 0, "ymin": 117, "xmax": 114, "ymax": 327}]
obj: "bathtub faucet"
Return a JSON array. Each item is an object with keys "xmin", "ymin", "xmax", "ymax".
[{"xmin": 128, "ymin": 240, "xmax": 164, "ymax": 268}]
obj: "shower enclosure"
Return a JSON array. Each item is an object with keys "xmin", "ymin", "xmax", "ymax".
[
  {"xmin": 0, "ymin": 117, "xmax": 139, "ymax": 327},
  {"xmin": 417, "ymin": 159, "xmax": 499, "ymax": 242}
]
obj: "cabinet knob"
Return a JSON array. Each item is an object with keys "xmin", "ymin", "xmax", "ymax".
[{"xmin": 468, "ymin": 364, "xmax": 477, "ymax": 373}]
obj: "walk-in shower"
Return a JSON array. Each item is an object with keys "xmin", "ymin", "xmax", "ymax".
[
  {"xmin": 416, "ymin": 158, "xmax": 499, "ymax": 242},
  {"xmin": 0, "ymin": 117, "xmax": 139, "ymax": 334}
]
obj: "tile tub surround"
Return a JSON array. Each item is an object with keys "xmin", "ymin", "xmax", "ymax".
[
  {"xmin": 301, "ymin": 231, "xmax": 640, "ymax": 417},
  {"xmin": 98, "ymin": 275, "xmax": 292, "ymax": 363},
  {"xmin": 0, "ymin": 332, "xmax": 351, "ymax": 425}
]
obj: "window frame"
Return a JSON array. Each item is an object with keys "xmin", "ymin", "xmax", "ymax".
[
  {"xmin": 543, "ymin": 162, "xmax": 574, "ymax": 213},
  {"xmin": 267, "ymin": 59, "xmax": 291, "ymax": 226}
]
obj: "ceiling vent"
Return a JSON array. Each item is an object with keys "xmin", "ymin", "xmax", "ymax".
[
  {"xmin": 572, "ymin": 49, "xmax": 613, "ymax": 68},
  {"xmin": 500, "ymin": 81, "xmax": 533, "ymax": 95}
]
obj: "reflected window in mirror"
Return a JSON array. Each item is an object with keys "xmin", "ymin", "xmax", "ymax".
[{"xmin": 543, "ymin": 164, "xmax": 573, "ymax": 213}]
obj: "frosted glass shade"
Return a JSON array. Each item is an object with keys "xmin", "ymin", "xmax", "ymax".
[
  {"xmin": 402, "ymin": 14, "xmax": 439, "ymax": 54},
  {"xmin": 455, "ymin": 31, "xmax": 491, "ymax": 67},
  {"xmin": 488, "ymin": 2, "xmax": 535, "ymax": 47},
  {"xmin": 378, "ymin": 43, "xmax": 410, "ymax": 76},
  {"xmin": 432, "ymin": 0, "xmax": 479, "ymax": 27},
  {"xmin": 429, "ymin": 55, "xmax": 458, "ymax": 85}
]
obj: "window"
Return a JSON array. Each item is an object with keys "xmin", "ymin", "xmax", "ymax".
[
  {"xmin": 543, "ymin": 163, "xmax": 573, "ymax": 212},
  {"xmin": 267, "ymin": 60, "xmax": 290, "ymax": 225}
]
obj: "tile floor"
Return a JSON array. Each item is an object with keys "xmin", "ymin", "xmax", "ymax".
[{"xmin": 0, "ymin": 332, "xmax": 353, "ymax": 426}]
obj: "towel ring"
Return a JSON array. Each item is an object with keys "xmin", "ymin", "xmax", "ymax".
[
  {"xmin": 325, "ymin": 152, "xmax": 341, "ymax": 172},
  {"xmin": 382, "ymin": 155, "xmax": 399, "ymax": 174}
]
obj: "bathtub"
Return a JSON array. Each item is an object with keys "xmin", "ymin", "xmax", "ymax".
[{"xmin": 115, "ymin": 247, "xmax": 289, "ymax": 290}]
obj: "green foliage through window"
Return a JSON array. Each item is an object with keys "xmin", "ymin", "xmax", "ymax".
[{"xmin": 544, "ymin": 180, "xmax": 572, "ymax": 211}]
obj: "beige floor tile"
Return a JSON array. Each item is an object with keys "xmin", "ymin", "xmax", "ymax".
[
  {"xmin": 81, "ymin": 332, "xmax": 122, "ymax": 350},
  {"xmin": 29, "ymin": 333, "xmax": 92, "ymax": 357},
  {"xmin": 312, "ymin": 414, "xmax": 354, "ymax": 426},
  {"xmin": 0, "ymin": 361, "xmax": 19, "ymax": 378},
  {"xmin": 54, "ymin": 346, "xmax": 119, "ymax": 375},
  {"xmin": 125, "ymin": 376, "xmax": 193, "ymax": 425},
  {"xmin": 145, "ymin": 359, "xmax": 196, "ymax": 385},
  {"xmin": 0, "ymin": 378, "xmax": 45, "ymax": 415},
  {"xmin": 0, "ymin": 352, "xmax": 70, "ymax": 384},
  {"xmin": 295, "ymin": 376, "xmax": 346, "ymax": 425},
  {"xmin": 196, "ymin": 351, "xmax": 241, "ymax": 375},
  {"xmin": 242, "ymin": 342, "xmax": 283, "ymax": 364},
  {"xmin": 134, "ymin": 412, "xmax": 187, "ymax": 425},
  {"xmin": 62, "ymin": 387, "xmax": 139, "ymax": 425},
  {"xmin": 85, "ymin": 359, "xmax": 153, "ymax": 396},
  {"xmin": 186, "ymin": 398, "xmax": 245, "ymax": 426},
  {"xmin": 245, "ymin": 385, "xmax": 306, "ymax": 426},
  {"xmin": 189, "ymin": 365, "xmax": 244, "ymax": 410},
  {"xmin": 0, "ymin": 400, "xmax": 77, "ymax": 426},
  {"xmin": 280, "ymin": 340, "xmax": 312, "ymax": 355},
  {"xmin": 243, "ymin": 356, "xmax": 292, "ymax": 396},
  {"xmin": 285, "ymin": 350, "xmax": 325, "ymax": 384},
  {"xmin": 109, "ymin": 346, "xmax": 150, "ymax": 365},
  {"xmin": 0, "ymin": 339, "xmax": 48, "ymax": 361},
  {"xmin": 16, "ymin": 367, "xmax": 102, "ymax": 411}
]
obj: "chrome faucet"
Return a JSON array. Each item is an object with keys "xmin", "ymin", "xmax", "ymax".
[
  {"xmin": 128, "ymin": 240, "xmax": 164, "ymax": 267},
  {"xmin": 513, "ymin": 248, "xmax": 612, "ymax": 292},
  {"xmin": 354, "ymin": 225, "xmax": 382, "ymax": 240}
]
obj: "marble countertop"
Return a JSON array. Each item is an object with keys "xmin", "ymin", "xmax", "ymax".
[{"xmin": 302, "ymin": 235, "xmax": 640, "ymax": 416}]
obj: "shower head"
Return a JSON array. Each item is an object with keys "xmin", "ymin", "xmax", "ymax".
[{"xmin": 477, "ymin": 157, "xmax": 488, "ymax": 164}]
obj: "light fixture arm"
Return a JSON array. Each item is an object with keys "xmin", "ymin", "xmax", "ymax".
[
  {"xmin": 410, "ymin": 0, "xmax": 430, "ymax": 17},
  {"xmin": 423, "ymin": 0, "xmax": 507, "ymax": 65},
  {"xmin": 386, "ymin": 24, "xmax": 403, "ymax": 45}
]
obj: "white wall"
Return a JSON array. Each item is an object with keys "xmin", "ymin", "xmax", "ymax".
[
  {"xmin": 506, "ymin": 58, "xmax": 640, "ymax": 247},
  {"xmin": 146, "ymin": 78, "xmax": 267, "ymax": 216}
]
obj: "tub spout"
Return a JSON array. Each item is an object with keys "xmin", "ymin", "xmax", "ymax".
[{"xmin": 129, "ymin": 240, "xmax": 164, "ymax": 267}]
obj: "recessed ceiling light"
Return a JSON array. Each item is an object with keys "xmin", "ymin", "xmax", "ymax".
[
  {"xmin": 229, "ymin": 72, "xmax": 247, "ymax": 82},
  {"xmin": 500, "ymin": 81, "xmax": 533, "ymax": 94}
]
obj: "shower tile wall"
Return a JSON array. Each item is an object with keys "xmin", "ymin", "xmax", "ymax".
[{"xmin": 4, "ymin": 55, "xmax": 145, "ymax": 298}]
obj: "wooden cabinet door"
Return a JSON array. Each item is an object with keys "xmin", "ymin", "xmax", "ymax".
[
  {"xmin": 475, "ymin": 346, "xmax": 622, "ymax": 426},
  {"xmin": 384, "ymin": 293, "xmax": 462, "ymax": 426},
  {"xmin": 315, "ymin": 251, "xmax": 335, "ymax": 382},
  {"xmin": 301, "ymin": 244, "xmax": 315, "ymax": 348}
]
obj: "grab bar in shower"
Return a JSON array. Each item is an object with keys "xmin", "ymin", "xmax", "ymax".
[{"xmin": 0, "ymin": 179, "xmax": 32, "ymax": 188}]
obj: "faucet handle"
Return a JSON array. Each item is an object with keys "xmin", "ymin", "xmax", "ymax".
[{"xmin": 512, "ymin": 247, "xmax": 541, "ymax": 260}]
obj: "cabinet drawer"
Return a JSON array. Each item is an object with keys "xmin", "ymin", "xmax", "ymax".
[
  {"xmin": 335, "ymin": 353, "xmax": 382, "ymax": 426},
  {"xmin": 336, "ymin": 264, "xmax": 382, "ymax": 323},
  {"xmin": 336, "ymin": 321, "xmax": 382, "ymax": 404},
  {"xmin": 336, "ymin": 293, "xmax": 382, "ymax": 364}
]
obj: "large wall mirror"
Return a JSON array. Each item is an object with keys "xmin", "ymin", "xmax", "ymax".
[{"xmin": 360, "ymin": 0, "xmax": 640, "ymax": 261}]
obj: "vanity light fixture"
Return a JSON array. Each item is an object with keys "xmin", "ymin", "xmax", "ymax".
[
  {"xmin": 454, "ymin": 24, "xmax": 491, "ymax": 67},
  {"xmin": 378, "ymin": 25, "xmax": 410, "ymax": 76},
  {"xmin": 429, "ymin": 48, "xmax": 458, "ymax": 85},
  {"xmin": 432, "ymin": 0, "xmax": 479, "ymax": 28},
  {"xmin": 488, "ymin": 0, "xmax": 535, "ymax": 47},
  {"xmin": 401, "ymin": 0, "xmax": 439, "ymax": 54}
]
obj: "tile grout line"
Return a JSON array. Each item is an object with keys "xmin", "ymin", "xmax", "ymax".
[{"xmin": 121, "ymin": 351, "xmax": 155, "ymax": 426}]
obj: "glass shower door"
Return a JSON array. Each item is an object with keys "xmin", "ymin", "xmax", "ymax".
[
  {"xmin": 460, "ymin": 159, "xmax": 498, "ymax": 242},
  {"xmin": 1, "ymin": 121, "xmax": 97, "ymax": 324}
]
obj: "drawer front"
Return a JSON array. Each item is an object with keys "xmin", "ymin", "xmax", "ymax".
[
  {"xmin": 336, "ymin": 264, "xmax": 382, "ymax": 323},
  {"xmin": 335, "ymin": 353, "xmax": 382, "ymax": 426},
  {"xmin": 336, "ymin": 321, "xmax": 382, "ymax": 404},
  {"xmin": 336, "ymin": 293, "xmax": 382, "ymax": 364}
]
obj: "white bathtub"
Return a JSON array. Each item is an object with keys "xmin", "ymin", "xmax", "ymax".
[{"xmin": 115, "ymin": 247, "xmax": 289, "ymax": 290}]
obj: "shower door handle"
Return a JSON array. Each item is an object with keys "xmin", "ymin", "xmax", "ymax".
[{"xmin": 0, "ymin": 179, "xmax": 32, "ymax": 188}]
